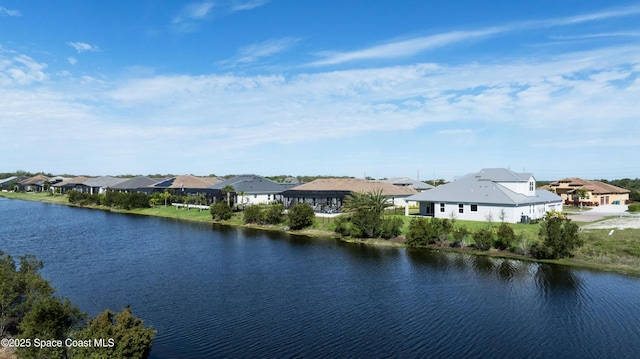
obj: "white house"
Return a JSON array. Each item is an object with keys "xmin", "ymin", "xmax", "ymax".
[
  {"xmin": 404, "ymin": 168, "xmax": 563, "ymax": 223},
  {"xmin": 209, "ymin": 174, "xmax": 294, "ymax": 206}
]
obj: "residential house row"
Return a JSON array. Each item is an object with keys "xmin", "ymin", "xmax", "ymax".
[{"xmin": 1, "ymin": 168, "xmax": 630, "ymax": 224}]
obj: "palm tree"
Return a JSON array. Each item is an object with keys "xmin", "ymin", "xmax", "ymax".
[
  {"xmin": 343, "ymin": 189, "xmax": 392, "ymax": 238},
  {"xmin": 221, "ymin": 185, "xmax": 235, "ymax": 207}
]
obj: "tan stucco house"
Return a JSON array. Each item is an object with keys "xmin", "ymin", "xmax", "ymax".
[{"xmin": 546, "ymin": 178, "xmax": 630, "ymax": 206}]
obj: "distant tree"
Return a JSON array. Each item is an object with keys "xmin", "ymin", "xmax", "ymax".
[
  {"xmin": 69, "ymin": 307, "xmax": 156, "ymax": 359},
  {"xmin": 287, "ymin": 203, "xmax": 315, "ymax": 230}
]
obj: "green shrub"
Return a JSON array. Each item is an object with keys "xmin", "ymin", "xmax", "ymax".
[
  {"xmin": 628, "ymin": 203, "xmax": 640, "ymax": 213},
  {"xmin": 287, "ymin": 203, "xmax": 315, "ymax": 230},
  {"xmin": 533, "ymin": 213, "xmax": 583, "ymax": 259},
  {"xmin": 495, "ymin": 223, "xmax": 516, "ymax": 250},
  {"xmin": 333, "ymin": 215, "xmax": 350, "ymax": 235},
  {"xmin": 473, "ymin": 228, "xmax": 494, "ymax": 250},
  {"xmin": 210, "ymin": 202, "xmax": 232, "ymax": 221},
  {"xmin": 264, "ymin": 203, "xmax": 285, "ymax": 225},
  {"xmin": 243, "ymin": 205, "xmax": 264, "ymax": 224},
  {"xmin": 380, "ymin": 216, "xmax": 403, "ymax": 239}
]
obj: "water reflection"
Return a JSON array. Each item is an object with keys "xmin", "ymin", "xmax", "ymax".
[{"xmin": 535, "ymin": 264, "xmax": 582, "ymax": 295}]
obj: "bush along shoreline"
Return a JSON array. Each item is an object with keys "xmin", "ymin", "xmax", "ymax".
[{"xmin": 1, "ymin": 191, "xmax": 639, "ymax": 277}]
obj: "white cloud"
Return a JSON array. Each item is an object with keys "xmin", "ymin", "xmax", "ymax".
[
  {"xmin": 68, "ymin": 57, "xmax": 78, "ymax": 65},
  {"xmin": 66, "ymin": 42, "xmax": 99, "ymax": 53},
  {"xmin": 0, "ymin": 6, "xmax": 20, "ymax": 16},
  {"xmin": 0, "ymin": 54, "xmax": 47, "ymax": 85}
]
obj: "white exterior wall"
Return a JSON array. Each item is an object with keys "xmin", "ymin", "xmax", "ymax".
[
  {"xmin": 420, "ymin": 200, "xmax": 563, "ymax": 223},
  {"xmin": 238, "ymin": 193, "xmax": 278, "ymax": 206},
  {"xmin": 496, "ymin": 176, "xmax": 535, "ymax": 197},
  {"xmin": 388, "ymin": 196, "xmax": 411, "ymax": 208}
]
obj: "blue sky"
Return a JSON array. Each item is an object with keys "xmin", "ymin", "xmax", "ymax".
[{"xmin": 1, "ymin": 1, "xmax": 639, "ymax": 180}]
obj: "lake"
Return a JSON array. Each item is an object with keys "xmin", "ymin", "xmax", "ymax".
[{"xmin": 1, "ymin": 197, "xmax": 640, "ymax": 358}]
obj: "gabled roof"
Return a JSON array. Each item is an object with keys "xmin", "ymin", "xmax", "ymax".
[
  {"xmin": 110, "ymin": 176, "xmax": 166, "ymax": 190},
  {"xmin": 285, "ymin": 178, "xmax": 417, "ymax": 196},
  {"xmin": 550, "ymin": 178, "xmax": 630, "ymax": 194},
  {"xmin": 18, "ymin": 174, "xmax": 50, "ymax": 185},
  {"xmin": 406, "ymin": 169, "xmax": 560, "ymax": 205},
  {"xmin": 209, "ymin": 174, "xmax": 291, "ymax": 193},
  {"xmin": 385, "ymin": 177, "xmax": 435, "ymax": 190},
  {"xmin": 150, "ymin": 175, "xmax": 220, "ymax": 189},
  {"xmin": 83, "ymin": 176, "xmax": 128, "ymax": 188}
]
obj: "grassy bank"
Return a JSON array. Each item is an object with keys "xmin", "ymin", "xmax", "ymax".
[{"xmin": 2, "ymin": 191, "xmax": 639, "ymax": 277}]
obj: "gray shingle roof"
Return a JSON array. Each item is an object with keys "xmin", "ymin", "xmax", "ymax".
[
  {"xmin": 83, "ymin": 176, "xmax": 128, "ymax": 188},
  {"xmin": 209, "ymin": 174, "xmax": 290, "ymax": 193},
  {"xmin": 406, "ymin": 168, "xmax": 560, "ymax": 205},
  {"xmin": 110, "ymin": 176, "xmax": 165, "ymax": 190},
  {"xmin": 385, "ymin": 177, "xmax": 435, "ymax": 190}
]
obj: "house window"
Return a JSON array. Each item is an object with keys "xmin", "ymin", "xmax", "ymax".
[
  {"xmin": 458, "ymin": 204, "xmax": 464, "ymax": 214},
  {"xmin": 267, "ymin": 194, "xmax": 271, "ymax": 200},
  {"xmin": 471, "ymin": 204, "xmax": 478, "ymax": 212},
  {"xmin": 254, "ymin": 194, "xmax": 257, "ymax": 198},
  {"xmin": 529, "ymin": 181, "xmax": 534, "ymax": 191},
  {"xmin": 440, "ymin": 203, "xmax": 445, "ymax": 212}
]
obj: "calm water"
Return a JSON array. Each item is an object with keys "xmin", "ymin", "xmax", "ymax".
[{"xmin": 1, "ymin": 197, "xmax": 640, "ymax": 358}]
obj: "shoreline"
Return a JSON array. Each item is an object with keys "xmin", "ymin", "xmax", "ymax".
[{"xmin": 2, "ymin": 191, "xmax": 639, "ymax": 277}]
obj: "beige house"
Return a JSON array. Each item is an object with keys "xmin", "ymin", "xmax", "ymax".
[{"xmin": 546, "ymin": 178, "xmax": 630, "ymax": 206}]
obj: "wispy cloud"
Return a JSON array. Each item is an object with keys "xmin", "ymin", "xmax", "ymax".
[
  {"xmin": 66, "ymin": 42, "xmax": 99, "ymax": 53},
  {"xmin": 310, "ymin": 5, "xmax": 640, "ymax": 66},
  {"xmin": 0, "ymin": 6, "xmax": 20, "ymax": 16},
  {"xmin": 221, "ymin": 37, "xmax": 299, "ymax": 67},
  {"xmin": 550, "ymin": 32, "xmax": 640, "ymax": 40},
  {"xmin": 171, "ymin": 1, "xmax": 215, "ymax": 33},
  {"xmin": 68, "ymin": 57, "xmax": 78, "ymax": 65},
  {"xmin": 310, "ymin": 29, "xmax": 500, "ymax": 66},
  {"xmin": 171, "ymin": 1, "xmax": 269, "ymax": 33},
  {"xmin": 229, "ymin": 0, "xmax": 270, "ymax": 12}
]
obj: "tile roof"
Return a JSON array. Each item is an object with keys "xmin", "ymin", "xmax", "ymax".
[
  {"xmin": 18, "ymin": 174, "xmax": 49, "ymax": 185},
  {"xmin": 550, "ymin": 178, "xmax": 630, "ymax": 194},
  {"xmin": 287, "ymin": 178, "xmax": 417, "ymax": 196}
]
